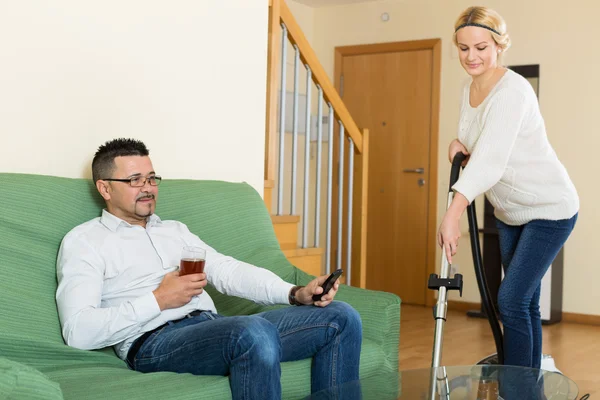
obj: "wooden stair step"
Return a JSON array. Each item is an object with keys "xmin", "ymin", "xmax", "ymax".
[
  {"xmin": 282, "ymin": 247, "xmax": 323, "ymax": 257},
  {"xmin": 283, "ymin": 247, "xmax": 324, "ymax": 277},
  {"xmin": 270, "ymin": 213, "xmax": 323, "ymax": 276},
  {"xmin": 271, "ymin": 215, "xmax": 300, "ymax": 250},
  {"xmin": 264, "ymin": 180, "xmax": 274, "ymax": 214},
  {"xmin": 270, "ymin": 215, "xmax": 300, "ymax": 224}
]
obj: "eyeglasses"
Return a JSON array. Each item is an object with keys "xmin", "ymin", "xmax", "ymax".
[{"xmin": 102, "ymin": 175, "xmax": 162, "ymax": 187}]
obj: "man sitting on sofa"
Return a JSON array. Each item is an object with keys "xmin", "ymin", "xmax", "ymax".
[{"xmin": 55, "ymin": 138, "xmax": 362, "ymax": 400}]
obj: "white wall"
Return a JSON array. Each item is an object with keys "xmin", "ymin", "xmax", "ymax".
[
  {"xmin": 292, "ymin": 0, "xmax": 600, "ymax": 316},
  {"xmin": 0, "ymin": 0, "xmax": 268, "ymax": 195}
]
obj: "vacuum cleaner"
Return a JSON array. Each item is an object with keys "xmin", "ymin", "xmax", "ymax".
[{"xmin": 428, "ymin": 152, "xmax": 562, "ymax": 373}]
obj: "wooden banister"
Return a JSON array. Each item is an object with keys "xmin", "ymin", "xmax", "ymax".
[{"xmin": 264, "ymin": 0, "xmax": 281, "ymax": 184}]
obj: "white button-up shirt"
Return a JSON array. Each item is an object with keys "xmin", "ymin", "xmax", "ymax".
[{"xmin": 56, "ymin": 210, "xmax": 294, "ymax": 360}]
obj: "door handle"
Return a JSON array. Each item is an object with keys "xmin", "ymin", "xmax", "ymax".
[{"xmin": 403, "ymin": 168, "xmax": 424, "ymax": 174}]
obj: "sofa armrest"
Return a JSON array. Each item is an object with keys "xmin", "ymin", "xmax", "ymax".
[
  {"xmin": 335, "ymin": 285, "xmax": 400, "ymax": 340},
  {"xmin": 294, "ymin": 269, "xmax": 400, "ymax": 372},
  {"xmin": 336, "ymin": 285, "xmax": 400, "ymax": 370}
]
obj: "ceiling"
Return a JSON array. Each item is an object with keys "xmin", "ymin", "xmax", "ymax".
[{"xmin": 291, "ymin": 0, "xmax": 383, "ymax": 7}]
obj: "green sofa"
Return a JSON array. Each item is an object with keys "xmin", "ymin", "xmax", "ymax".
[{"xmin": 0, "ymin": 173, "xmax": 400, "ymax": 399}]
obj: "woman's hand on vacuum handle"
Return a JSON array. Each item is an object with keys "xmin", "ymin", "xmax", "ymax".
[{"xmin": 448, "ymin": 139, "xmax": 470, "ymax": 166}]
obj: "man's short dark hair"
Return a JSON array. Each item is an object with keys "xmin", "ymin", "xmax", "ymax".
[{"xmin": 92, "ymin": 138, "xmax": 149, "ymax": 183}]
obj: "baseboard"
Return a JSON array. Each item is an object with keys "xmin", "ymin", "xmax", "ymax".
[
  {"xmin": 447, "ymin": 300, "xmax": 481, "ymax": 313},
  {"xmin": 562, "ymin": 312, "xmax": 600, "ymax": 326},
  {"xmin": 448, "ymin": 301, "xmax": 600, "ymax": 326}
]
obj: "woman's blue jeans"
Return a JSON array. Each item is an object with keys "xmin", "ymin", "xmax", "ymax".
[
  {"xmin": 495, "ymin": 213, "xmax": 577, "ymax": 369},
  {"xmin": 126, "ymin": 301, "xmax": 362, "ymax": 400}
]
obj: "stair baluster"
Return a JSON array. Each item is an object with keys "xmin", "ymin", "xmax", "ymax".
[
  {"xmin": 302, "ymin": 66, "xmax": 312, "ymax": 248},
  {"xmin": 347, "ymin": 138, "xmax": 355, "ymax": 285},
  {"xmin": 325, "ymin": 104, "xmax": 334, "ymax": 275},
  {"xmin": 314, "ymin": 86, "xmax": 324, "ymax": 248},
  {"xmin": 276, "ymin": 23, "xmax": 288, "ymax": 216},
  {"xmin": 337, "ymin": 123, "xmax": 345, "ymax": 273},
  {"xmin": 290, "ymin": 44, "xmax": 300, "ymax": 215}
]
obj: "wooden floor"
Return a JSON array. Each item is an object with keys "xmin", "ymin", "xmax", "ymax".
[{"xmin": 399, "ymin": 305, "xmax": 600, "ymax": 397}]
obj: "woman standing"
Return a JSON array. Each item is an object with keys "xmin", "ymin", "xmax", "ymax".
[{"xmin": 439, "ymin": 6, "xmax": 579, "ymax": 369}]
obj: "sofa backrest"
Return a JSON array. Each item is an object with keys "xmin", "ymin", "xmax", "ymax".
[{"xmin": 0, "ymin": 173, "xmax": 296, "ymax": 351}]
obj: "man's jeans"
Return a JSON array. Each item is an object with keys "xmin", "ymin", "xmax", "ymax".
[
  {"xmin": 495, "ymin": 214, "xmax": 577, "ymax": 369},
  {"xmin": 126, "ymin": 301, "xmax": 362, "ymax": 399}
]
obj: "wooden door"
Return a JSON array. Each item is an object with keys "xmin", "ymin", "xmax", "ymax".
[{"xmin": 336, "ymin": 41, "xmax": 440, "ymax": 305}]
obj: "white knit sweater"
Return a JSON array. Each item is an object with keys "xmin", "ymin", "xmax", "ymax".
[{"xmin": 452, "ymin": 69, "xmax": 579, "ymax": 226}]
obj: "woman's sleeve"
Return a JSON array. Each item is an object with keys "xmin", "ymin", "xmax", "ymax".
[{"xmin": 452, "ymin": 88, "xmax": 527, "ymax": 202}]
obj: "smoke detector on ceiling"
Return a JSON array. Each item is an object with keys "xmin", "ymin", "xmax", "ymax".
[{"xmin": 381, "ymin": 12, "xmax": 390, "ymax": 22}]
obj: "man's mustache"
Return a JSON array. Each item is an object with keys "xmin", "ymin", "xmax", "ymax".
[{"xmin": 136, "ymin": 194, "xmax": 155, "ymax": 201}]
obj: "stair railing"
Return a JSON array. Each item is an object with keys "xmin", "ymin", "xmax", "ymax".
[{"xmin": 265, "ymin": 0, "xmax": 369, "ymax": 287}]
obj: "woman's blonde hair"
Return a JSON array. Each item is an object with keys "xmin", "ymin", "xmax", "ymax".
[{"xmin": 453, "ymin": 6, "xmax": 511, "ymax": 52}]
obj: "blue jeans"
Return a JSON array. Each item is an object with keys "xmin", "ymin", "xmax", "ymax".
[
  {"xmin": 495, "ymin": 214, "xmax": 577, "ymax": 369},
  {"xmin": 126, "ymin": 301, "xmax": 362, "ymax": 400}
]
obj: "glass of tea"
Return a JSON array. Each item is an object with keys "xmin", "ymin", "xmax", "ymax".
[{"xmin": 180, "ymin": 246, "xmax": 206, "ymax": 276}]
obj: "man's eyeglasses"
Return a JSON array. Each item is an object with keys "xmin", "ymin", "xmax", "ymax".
[{"xmin": 102, "ymin": 175, "xmax": 162, "ymax": 187}]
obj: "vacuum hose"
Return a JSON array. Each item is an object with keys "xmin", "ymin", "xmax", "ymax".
[{"xmin": 451, "ymin": 153, "xmax": 505, "ymax": 365}]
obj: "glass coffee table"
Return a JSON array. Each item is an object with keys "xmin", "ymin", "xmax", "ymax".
[{"xmin": 304, "ymin": 365, "xmax": 578, "ymax": 399}]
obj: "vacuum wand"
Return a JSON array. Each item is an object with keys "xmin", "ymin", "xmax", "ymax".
[
  {"xmin": 429, "ymin": 152, "xmax": 466, "ymax": 369},
  {"xmin": 427, "ymin": 153, "xmax": 467, "ymax": 399}
]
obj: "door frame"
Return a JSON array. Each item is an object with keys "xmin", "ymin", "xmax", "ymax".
[{"xmin": 334, "ymin": 39, "xmax": 441, "ymax": 307}]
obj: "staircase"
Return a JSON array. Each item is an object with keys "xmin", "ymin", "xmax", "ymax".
[
  {"xmin": 264, "ymin": 0, "xmax": 369, "ymax": 286},
  {"xmin": 266, "ymin": 178, "xmax": 323, "ymax": 276}
]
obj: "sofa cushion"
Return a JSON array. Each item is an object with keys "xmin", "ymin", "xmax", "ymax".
[
  {"xmin": 0, "ymin": 357, "xmax": 64, "ymax": 400},
  {"xmin": 0, "ymin": 338, "xmax": 383, "ymax": 400}
]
